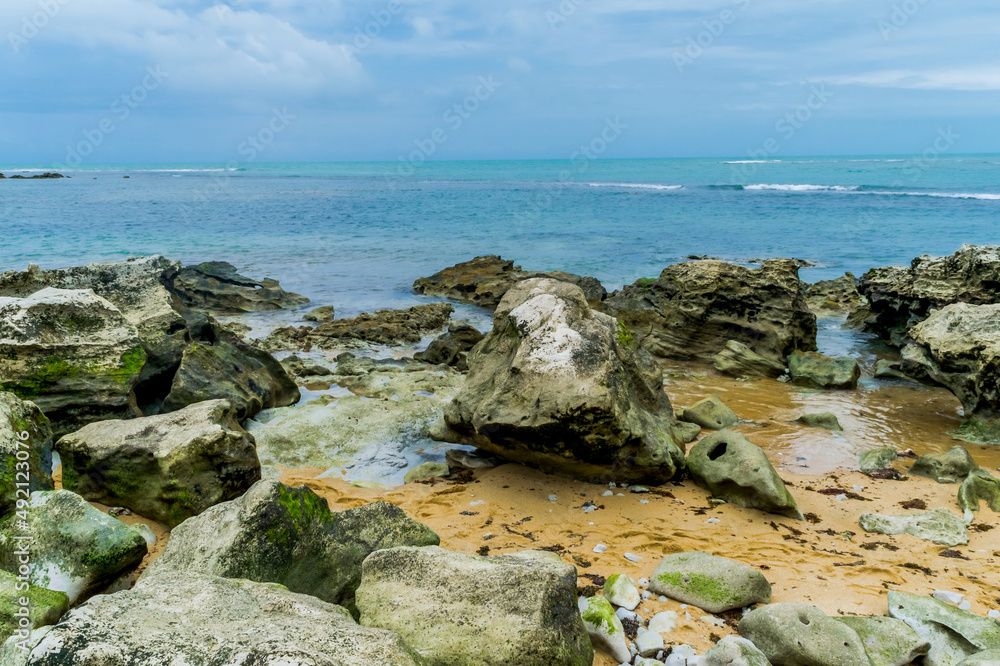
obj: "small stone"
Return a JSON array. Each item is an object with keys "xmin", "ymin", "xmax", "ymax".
[
  {"xmin": 989, "ymin": 610, "xmax": 1000, "ymax": 620},
  {"xmin": 579, "ymin": 596, "xmax": 631, "ymax": 663},
  {"xmin": 638, "ymin": 577, "xmax": 649, "ymax": 586},
  {"xmin": 706, "ymin": 517, "xmax": 720, "ymax": 523},
  {"xmin": 594, "ymin": 544, "xmax": 608, "ymax": 554},
  {"xmin": 624, "ymin": 553, "xmax": 641, "ymax": 562},
  {"xmin": 933, "ymin": 590, "xmax": 966, "ymax": 605},
  {"xmin": 604, "ymin": 574, "xmax": 641, "ymax": 611},
  {"xmin": 602, "ymin": 490, "xmax": 614, "ymax": 497},
  {"xmin": 701, "ymin": 636, "xmax": 771, "ymax": 666},
  {"xmin": 636, "ymin": 630, "xmax": 664, "ymax": 657},
  {"xmin": 959, "ymin": 601, "xmax": 972, "ymax": 611},
  {"xmin": 549, "ymin": 495, "xmax": 558, "ymax": 502},
  {"xmin": 859, "ymin": 447, "xmax": 899, "ymax": 473},
  {"xmin": 647, "ymin": 611, "xmax": 678, "ymax": 634}
]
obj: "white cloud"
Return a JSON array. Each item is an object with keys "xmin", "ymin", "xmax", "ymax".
[{"xmin": 816, "ymin": 68, "xmax": 1000, "ymax": 92}]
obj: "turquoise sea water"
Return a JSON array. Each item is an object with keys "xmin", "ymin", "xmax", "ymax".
[{"xmin": 1, "ymin": 156, "xmax": 998, "ymax": 318}]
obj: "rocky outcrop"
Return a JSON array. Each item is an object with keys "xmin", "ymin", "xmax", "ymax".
[
  {"xmin": 604, "ymin": 259, "xmax": 817, "ymax": 363},
  {"xmin": 304, "ymin": 304, "xmax": 335, "ymax": 322},
  {"xmin": 357, "ymin": 546, "xmax": 593, "ymax": 666},
  {"xmin": 168, "ymin": 261, "xmax": 309, "ymax": 312},
  {"xmin": 713, "ymin": 340, "xmax": 786, "ymax": 379},
  {"xmin": 888, "ymin": 590, "xmax": 1000, "ymax": 666},
  {"xmin": 835, "ymin": 616, "xmax": 930, "ymax": 666},
  {"xmin": 263, "ymin": 303, "xmax": 454, "ymax": 351},
  {"xmin": 0, "ymin": 288, "xmax": 145, "ymax": 435},
  {"xmin": 56, "ymin": 400, "xmax": 261, "ymax": 528},
  {"xmin": 804, "ymin": 272, "xmax": 862, "ymax": 313},
  {"xmin": 12, "ymin": 571, "xmax": 424, "ymax": 665},
  {"xmin": 0, "ymin": 570, "xmax": 68, "ymax": 646},
  {"xmin": 687, "ymin": 430, "xmax": 803, "ymax": 519},
  {"xmin": 649, "ymin": 552, "xmax": 771, "ymax": 613},
  {"xmin": 910, "ymin": 446, "xmax": 977, "ymax": 484},
  {"xmin": 858, "ymin": 245, "xmax": 1000, "ymax": 347},
  {"xmin": 739, "ymin": 603, "xmax": 871, "ymax": 666},
  {"xmin": 0, "ymin": 393, "xmax": 54, "ymax": 516},
  {"xmin": 0, "ymin": 490, "xmax": 147, "ymax": 604},
  {"xmin": 442, "ymin": 278, "xmax": 685, "ymax": 484},
  {"xmin": 788, "ymin": 351, "xmax": 861, "ymax": 390},
  {"xmin": 415, "ymin": 323, "xmax": 484, "ymax": 369},
  {"xmin": 144, "ymin": 480, "xmax": 439, "ymax": 618},
  {"xmin": 859, "ymin": 507, "xmax": 969, "ymax": 547}
]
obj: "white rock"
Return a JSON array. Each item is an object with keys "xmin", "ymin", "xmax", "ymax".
[
  {"xmin": 635, "ymin": 659, "xmax": 661, "ymax": 666},
  {"xmin": 701, "ymin": 615, "xmax": 725, "ymax": 627},
  {"xmin": 706, "ymin": 517, "xmax": 720, "ymax": 524},
  {"xmin": 131, "ymin": 523, "xmax": 157, "ymax": 547},
  {"xmin": 624, "ymin": 553, "xmax": 641, "ymax": 562},
  {"xmin": 658, "ymin": 595, "xmax": 668, "ymax": 603},
  {"xmin": 641, "ymin": 590, "xmax": 652, "ymax": 601},
  {"xmin": 932, "ymin": 590, "xmax": 965, "ymax": 605},
  {"xmin": 647, "ymin": 611, "xmax": 678, "ymax": 634},
  {"xmin": 636, "ymin": 629, "xmax": 664, "ymax": 657},
  {"xmin": 548, "ymin": 495, "xmax": 558, "ymax": 502},
  {"xmin": 639, "ymin": 499, "xmax": 649, "ymax": 504},
  {"xmin": 638, "ymin": 577, "xmax": 649, "ymax": 586},
  {"xmin": 665, "ymin": 654, "xmax": 687, "ymax": 666},
  {"xmin": 578, "ymin": 596, "xmax": 630, "ymax": 663},
  {"xmin": 593, "ymin": 544, "xmax": 608, "ymax": 554},
  {"xmin": 605, "ymin": 574, "xmax": 641, "ymax": 611},
  {"xmin": 602, "ymin": 490, "xmax": 614, "ymax": 497},
  {"xmin": 835, "ymin": 494, "xmax": 848, "ymax": 501},
  {"xmin": 959, "ymin": 600, "xmax": 972, "ymax": 611},
  {"xmin": 615, "ymin": 608, "xmax": 639, "ymax": 623}
]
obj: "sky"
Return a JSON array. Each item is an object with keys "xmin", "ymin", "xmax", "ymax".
[{"xmin": 1, "ymin": 0, "xmax": 999, "ymax": 163}]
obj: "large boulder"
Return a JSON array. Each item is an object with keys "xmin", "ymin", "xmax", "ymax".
[
  {"xmin": 648, "ymin": 551, "xmax": 771, "ymax": 613},
  {"xmin": 0, "ymin": 490, "xmax": 147, "ymax": 604},
  {"xmin": 0, "ymin": 570, "xmax": 68, "ymax": 647},
  {"xmin": 858, "ymin": 245, "xmax": 1000, "ymax": 347},
  {"xmin": 835, "ymin": 616, "xmax": 930, "ymax": 666},
  {"xmin": 788, "ymin": 351, "xmax": 861, "ymax": 390},
  {"xmin": 603, "ymin": 259, "xmax": 817, "ymax": 363},
  {"xmin": 888, "ymin": 591, "xmax": 1000, "ymax": 666},
  {"xmin": 443, "ymin": 278, "xmax": 685, "ymax": 484},
  {"xmin": 739, "ymin": 603, "xmax": 871, "ymax": 666},
  {"xmin": 56, "ymin": 399, "xmax": 260, "ymax": 528},
  {"xmin": 168, "ymin": 261, "xmax": 309, "ymax": 312},
  {"xmin": 356, "ymin": 546, "xmax": 593, "ymax": 666},
  {"xmin": 10, "ymin": 571, "xmax": 424, "ymax": 665},
  {"xmin": 687, "ymin": 430, "xmax": 803, "ymax": 520},
  {"xmin": 0, "ymin": 288, "xmax": 145, "ymax": 436},
  {"xmin": 263, "ymin": 303, "xmax": 454, "ymax": 351},
  {"xmin": 143, "ymin": 480, "xmax": 439, "ymax": 618},
  {"xmin": 859, "ymin": 507, "xmax": 969, "ymax": 547},
  {"xmin": 713, "ymin": 340, "xmax": 786, "ymax": 379},
  {"xmin": 0, "ymin": 394, "xmax": 54, "ymax": 516}
]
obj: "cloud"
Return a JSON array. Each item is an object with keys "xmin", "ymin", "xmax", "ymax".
[{"xmin": 816, "ymin": 68, "xmax": 1000, "ymax": 92}]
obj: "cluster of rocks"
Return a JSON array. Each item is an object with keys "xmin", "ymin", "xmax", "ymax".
[{"xmin": 0, "ymin": 173, "xmax": 65, "ymax": 179}]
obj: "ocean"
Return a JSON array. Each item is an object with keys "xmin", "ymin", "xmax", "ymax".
[{"xmin": 2, "ymin": 156, "xmax": 998, "ymax": 320}]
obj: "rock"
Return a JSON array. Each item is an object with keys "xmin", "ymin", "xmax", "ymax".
[
  {"xmin": 888, "ymin": 590, "xmax": 1000, "ymax": 666},
  {"xmin": 578, "ymin": 595, "xmax": 630, "ymax": 663},
  {"xmin": 280, "ymin": 354, "xmax": 333, "ymax": 378},
  {"xmin": 0, "ymin": 288, "xmax": 145, "ymax": 436},
  {"xmin": 835, "ymin": 616, "xmax": 931, "ymax": 666},
  {"xmin": 900, "ymin": 303, "xmax": 1000, "ymax": 424},
  {"xmin": 542, "ymin": 271, "xmax": 608, "ymax": 310},
  {"xmin": 13, "ymin": 570, "xmax": 424, "ymax": 665},
  {"xmin": 161, "ymin": 325, "xmax": 299, "ymax": 420},
  {"xmin": 702, "ymin": 636, "xmax": 773, "ymax": 666},
  {"xmin": 713, "ymin": 340, "xmax": 787, "ymax": 379},
  {"xmin": 0, "ymin": 570, "xmax": 68, "ymax": 646},
  {"xmin": 910, "ymin": 446, "xmax": 978, "ymax": 484},
  {"xmin": 303, "ymin": 304, "xmax": 336, "ymax": 323},
  {"xmin": 0, "ymin": 257, "xmax": 187, "ymax": 395},
  {"xmin": 264, "ymin": 303, "xmax": 454, "ymax": 351},
  {"xmin": 604, "ymin": 573, "xmax": 641, "ymax": 611},
  {"xmin": 415, "ymin": 323, "xmax": 484, "ymax": 368},
  {"xmin": 675, "ymin": 420, "xmax": 702, "ymax": 444},
  {"xmin": 687, "ymin": 430, "xmax": 803, "ymax": 520},
  {"xmin": 649, "ymin": 551, "xmax": 772, "ymax": 613},
  {"xmin": 795, "ymin": 412, "xmax": 844, "ymax": 431},
  {"xmin": 357, "ymin": 546, "xmax": 593, "ymax": 666},
  {"xmin": 859, "ymin": 447, "xmax": 898, "ymax": 473},
  {"xmin": 0, "ymin": 490, "xmax": 147, "ymax": 604},
  {"xmin": 445, "ymin": 447, "xmax": 500, "ymax": 470},
  {"xmin": 169, "ymin": 261, "xmax": 309, "ymax": 312},
  {"xmin": 680, "ymin": 395, "xmax": 739, "ymax": 430},
  {"xmin": 958, "ymin": 469, "xmax": 1000, "ymax": 513},
  {"xmin": 55, "ymin": 399, "xmax": 261, "ymax": 528},
  {"xmin": 143, "ymin": 480, "xmax": 438, "ymax": 617},
  {"xmin": 636, "ymin": 630, "xmax": 664, "ymax": 657},
  {"xmin": 875, "ymin": 359, "xmax": 911, "ymax": 381},
  {"xmin": 403, "ymin": 461, "xmax": 449, "ymax": 484},
  {"xmin": 859, "ymin": 507, "xmax": 969, "ymax": 547},
  {"xmin": 960, "ymin": 650, "xmax": 1000, "ymax": 665},
  {"xmin": 788, "ymin": 351, "xmax": 861, "ymax": 390},
  {"xmin": 739, "ymin": 602, "xmax": 870, "ymax": 666},
  {"xmin": 858, "ymin": 245, "xmax": 1000, "ymax": 347},
  {"xmin": 604, "ymin": 259, "xmax": 817, "ymax": 363},
  {"xmin": 443, "ymin": 278, "xmax": 685, "ymax": 484},
  {"xmin": 0, "ymin": 393, "xmax": 54, "ymax": 516},
  {"xmin": 804, "ymin": 273, "xmax": 862, "ymax": 313}
]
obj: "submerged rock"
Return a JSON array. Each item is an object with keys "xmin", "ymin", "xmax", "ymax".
[
  {"xmin": 910, "ymin": 446, "xmax": 978, "ymax": 484},
  {"xmin": 280, "ymin": 354, "xmax": 333, "ymax": 378},
  {"xmin": 859, "ymin": 507, "xmax": 969, "ymax": 547},
  {"xmin": 835, "ymin": 616, "xmax": 930, "ymax": 666},
  {"xmin": 143, "ymin": 480, "xmax": 438, "ymax": 618},
  {"xmin": 56, "ymin": 399, "xmax": 261, "ymax": 528},
  {"xmin": 0, "ymin": 570, "xmax": 68, "ymax": 646},
  {"xmin": 357, "ymin": 546, "xmax": 593, "ymax": 666},
  {"xmin": 0, "ymin": 288, "xmax": 145, "ymax": 436},
  {"xmin": 713, "ymin": 340, "xmax": 787, "ymax": 379},
  {"xmin": 578, "ymin": 595, "xmax": 630, "ymax": 663},
  {"xmin": 958, "ymin": 469, "xmax": 1000, "ymax": 513},
  {"xmin": 888, "ymin": 590, "xmax": 1000, "ymax": 666},
  {"xmin": 443, "ymin": 278, "xmax": 685, "ymax": 484},
  {"xmin": 804, "ymin": 272, "xmax": 862, "ymax": 313},
  {"xmin": 739, "ymin": 603, "xmax": 870, "ymax": 666},
  {"xmin": 795, "ymin": 412, "xmax": 844, "ymax": 431},
  {"xmin": 859, "ymin": 447, "xmax": 899, "ymax": 473},
  {"xmin": 0, "ymin": 393, "xmax": 54, "ymax": 516},
  {"xmin": 169, "ymin": 261, "xmax": 309, "ymax": 312},
  {"xmin": 649, "ymin": 551, "xmax": 771, "ymax": 613},
  {"xmin": 0, "ymin": 490, "xmax": 147, "ymax": 604},
  {"xmin": 687, "ymin": 430, "xmax": 803, "ymax": 520},
  {"xmin": 12, "ymin": 571, "xmax": 424, "ymax": 665},
  {"xmin": 603, "ymin": 259, "xmax": 817, "ymax": 363},
  {"xmin": 680, "ymin": 395, "xmax": 739, "ymax": 431},
  {"xmin": 415, "ymin": 323, "xmax": 484, "ymax": 369},
  {"xmin": 788, "ymin": 351, "xmax": 861, "ymax": 390},
  {"xmin": 701, "ymin": 636, "xmax": 772, "ymax": 666}
]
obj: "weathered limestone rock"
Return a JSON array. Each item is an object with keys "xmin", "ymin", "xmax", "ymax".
[
  {"xmin": 859, "ymin": 507, "xmax": 969, "ymax": 547},
  {"xmin": 875, "ymin": 359, "xmax": 911, "ymax": 381},
  {"xmin": 143, "ymin": 480, "xmax": 439, "ymax": 618},
  {"xmin": 0, "ymin": 288, "xmax": 145, "ymax": 435},
  {"xmin": 680, "ymin": 395, "xmax": 739, "ymax": 431},
  {"xmin": 579, "ymin": 596, "xmax": 630, "ymax": 663},
  {"xmin": 649, "ymin": 551, "xmax": 772, "ymax": 613},
  {"xmin": 835, "ymin": 616, "xmax": 930, "ymax": 666},
  {"xmin": 959, "ymin": 650, "xmax": 1000, "ymax": 665},
  {"xmin": 910, "ymin": 446, "xmax": 978, "ymax": 484},
  {"xmin": 859, "ymin": 447, "xmax": 898, "ymax": 473},
  {"xmin": 804, "ymin": 273, "xmax": 862, "ymax": 313},
  {"xmin": 604, "ymin": 259, "xmax": 817, "ymax": 363},
  {"xmin": 958, "ymin": 469, "xmax": 1000, "ymax": 514},
  {"xmin": 10, "ymin": 571, "xmax": 424, "ymax": 665},
  {"xmin": 687, "ymin": 430, "xmax": 803, "ymax": 520},
  {"xmin": 0, "ymin": 570, "xmax": 68, "ymax": 646},
  {"xmin": 795, "ymin": 412, "xmax": 844, "ymax": 431},
  {"xmin": 264, "ymin": 303, "xmax": 454, "ymax": 351},
  {"xmin": 713, "ymin": 340, "xmax": 787, "ymax": 379},
  {"xmin": 0, "ymin": 394, "xmax": 53, "ymax": 516},
  {"xmin": 888, "ymin": 591, "xmax": 1000, "ymax": 666},
  {"xmin": 169, "ymin": 261, "xmax": 309, "ymax": 312},
  {"xmin": 702, "ymin": 636, "xmax": 772, "ymax": 666},
  {"xmin": 415, "ymin": 323, "xmax": 483, "ymax": 369},
  {"xmin": 443, "ymin": 278, "xmax": 685, "ymax": 484},
  {"xmin": 56, "ymin": 400, "xmax": 261, "ymax": 528},
  {"xmin": 739, "ymin": 603, "xmax": 870, "ymax": 666},
  {"xmin": 356, "ymin": 546, "xmax": 593, "ymax": 666},
  {"xmin": 304, "ymin": 304, "xmax": 336, "ymax": 323},
  {"xmin": 788, "ymin": 351, "xmax": 861, "ymax": 390}
]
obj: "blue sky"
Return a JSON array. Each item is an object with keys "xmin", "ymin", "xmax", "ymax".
[{"xmin": 1, "ymin": 0, "xmax": 998, "ymax": 163}]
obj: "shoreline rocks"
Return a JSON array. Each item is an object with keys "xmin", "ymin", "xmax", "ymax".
[
  {"xmin": 804, "ymin": 272, "xmax": 862, "ymax": 313},
  {"xmin": 788, "ymin": 351, "xmax": 861, "ymax": 390},
  {"xmin": 739, "ymin": 603, "xmax": 871, "ymax": 666},
  {"xmin": 713, "ymin": 340, "xmax": 786, "ymax": 379},
  {"xmin": 649, "ymin": 552, "xmax": 772, "ymax": 613},
  {"xmin": 0, "ymin": 393, "xmax": 54, "ymax": 515},
  {"xmin": 168, "ymin": 261, "xmax": 309, "ymax": 312}
]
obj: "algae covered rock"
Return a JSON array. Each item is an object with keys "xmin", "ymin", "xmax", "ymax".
[
  {"xmin": 0, "ymin": 570, "xmax": 68, "ymax": 646},
  {"xmin": 578, "ymin": 595, "xmax": 629, "ymax": 663},
  {"xmin": 0, "ymin": 490, "xmax": 147, "ymax": 604},
  {"xmin": 443, "ymin": 278, "xmax": 685, "ymax": 484},
  {"xmin": 804, "ymin": 273, "xmax": 862, "ymax": 313},
  {"xmin": 304, "ymin": 304, "xmax": 336, "ymax": 323},
  {"xmin": 687, "ymin": 430, "xmax": 803, "ymax": 520},
  {"xmin": 649, "ymin": 551, "xmax": 771, "ymax": 613},
  {"xmin": 357, "ymin": 546, "xmax": 593, "ymax": 666},
  {"xmin": 702, "ymin": 636, "xmax": 773, "ymax": 666},
  {"xmin": 143, "ymin": 480, "xmax": 438, "ymax": 617},
  {"xmin": 169, "ymin": 261, "xmax": 309, "ymax": 312},
  {"xmin": 859, "ymin": 507, "xmax": 969, "ymax": 547},
  {"xmin": 403, "ymin": 461, "xmax": 449, "ymax": 484},
  {"xmin": 958, "ymin": 469, "xmax": 1000, "ymax": 513},
  {"xmin": 265, "ymin": 303, "xmax": 455, "ymax": 351},
  {"xmin": 603, "ymin": 573, "xmax": 640, "ymax": 611},
  {"xmin": 836, "ymin": 616, "xmax": 930, "ymax": 666},
  {"xmin": 795, "ymin": 412, "xmax": 843, "ymax": 431},
  {"xmin": 788, "ymin": 351, "xmax": 861, "ymax": 390},
  {"xmin": 888, "ymin": 590, "xmax": 1000, "ymax": 666},
  {"xmin": 911, "ymin": 446, "xmax": 978, "ymax": 484},
  {"xmin": 860, "ymin": 447, "xmax": 898, "ymax": 473},
  {"xmin": 12, "ymin": 571, "xmax": 423, "ymax": 666},
  {"xmin": 739, "ymin": 602, "xmax": 870, "ymax": 666},
  {"xmin": 415, "ymin": 323, "xmax": 483, "ymax": 368},
  {"xmin": 0, "ymin": 393, "xmax": 54, "ymax": 516},
  {"xmin": 713, "ymin": 340, "xmax": 787, "ymax": 379},
  {"xmin": 680, "ymin": 395, "xmax": 739, "ymax": 430},
  {"xmin": 56, "ymin": 399, "xmax": 261, "ymax": 528}
]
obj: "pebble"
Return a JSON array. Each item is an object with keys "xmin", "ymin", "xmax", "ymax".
[
  {"xmin": 624, "ymin": 553, "xmax": 641, "ymax": 562},
  {"xmin": 706, "ymin": 518, "xmax": 720, "ymax": 524},
  {"xmin": 631, "ymin": 486, "xmax": 650, "ymax": 493},
  {"xmin": 988, "ymin": 610, "xmax": 1000, "ymax": 619},
  {"xmin": 548, "ymin": 495, "xmax": 558, "ymax": 502},
  {"xmin": 639, "ymin": 499, "xmax": 649, "ymax": 505},
  {"xmin": 835, "ymin": 494, "xmax": 848, "ymax": 501},
  {"xmin": 641, "ymin": 591, "xmax": 652, "ymax": 601},
  {"xmin": 615, "ymin": 608, "xmax": 639, "ymax": 623},
  {"xmin": 701, "ymin": 615, "xmax": 725, "ymax": 627},
  {"xmin": 959, "ymin": 601, "xmax": 972, "ymax": 611},
  {"xmin": 636, "ymin": 630, "xmax": 664, "ymax": 657},
  {"xmin": 593, "ymin": 544, "xmax": 608, "ymax": 554},
  {"xmin": 658, "ymin": 595, "xmax": 668, "ymax": 603},
  {"xmin": 933, "ymin": 590, "xmax": 965, "ymax": 605},
  {"xmin": 602, "ymin": 490, "xmax": 614, "ymax": 497},
  {"xmin": 470, "ymin": 500, "xmax": 484, "ymax": 506},
  {"xmin": 853, "ymin": 485, "xmax": 864, "ymax": 491},
  {"xmin": 647, "ymin": 611, "xmax": 678, "ymax": 634},
  {"xmin": 638, "ymin": 577, "xmax": 649, "ymax": 586}
]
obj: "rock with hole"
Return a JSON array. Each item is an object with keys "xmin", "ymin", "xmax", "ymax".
[{"xmin": 739, "ymin": 602, "xmax": 870, "ymax": 666}]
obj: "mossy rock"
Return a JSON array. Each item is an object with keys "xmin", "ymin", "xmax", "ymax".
[
  {"xmin": 958, "ymin": 469, "xmax": 1000, "ymax": 514},
  {"xmin": 835, "ymin": 616, "xmax": 930, "ymax": 666},
  {"xmin": 795, "ymin": 412, "xmax": 843, "ymax": 431},
  {"xmin": 859, "ymin": 507, "xmax": 969, "ymax": 547},
  {"xmin": 739, "ymin": 603, "xmax": 870, "ymax": 666},
  {"xmin": 649, "ymin": 551, "xmax": 771, "ymax": 613},
  {"xmin": 788, "ymin": 351, "xmax": 861, "ymax": 390},
  {"xmin": 0, "ymin": 393, "xmax": 54, "ymax": 517},
  {"xmin": 859, "ymin": 447, "xmax": 898, "ymax": 473},
  {"xmin": 680, "ymin": 395, "xmax": 739, "ymax": 431},
  {"xmin": 0, "ymin": 569, "xmax": 69, "ymax": 645},
  {"xmin": 888, "ymin": 591, "xmax": 1000, "ymax": 666},
  {"xmin": 910, "ymin": 446, "xmax": 978, "ymax": 484}
]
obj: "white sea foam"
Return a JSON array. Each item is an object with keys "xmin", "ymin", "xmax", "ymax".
[
  {"xmin": 723, "ymin": 160, "xmax": 780, "ymax": 164},
  {"xmin": 587, "ymin": 182, "xmax": 683, "ymax": 190},
  {"xmin": 745, "ymin": 184, "xmax": 858, "ymax": 192}
]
